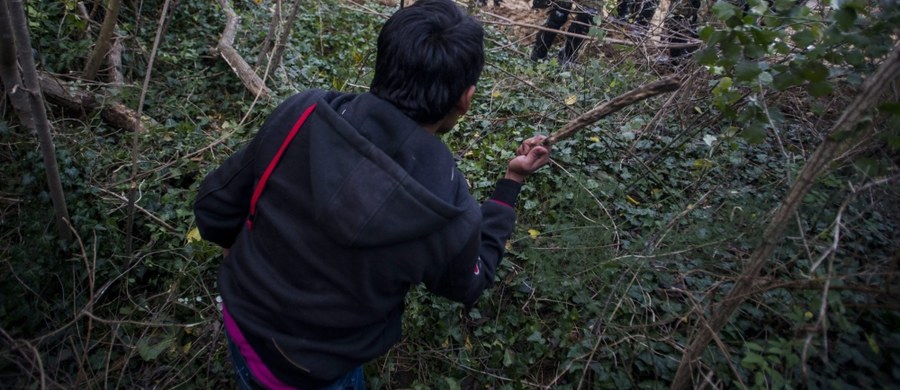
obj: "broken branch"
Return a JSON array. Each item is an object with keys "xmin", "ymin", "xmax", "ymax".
[
  {"xmin": 545, "ymin": 77, "xmax": 682, "ymax": 145},
  {"xmin": 216, "ymin": 0, "xmax": 272, "ymax": 100}
]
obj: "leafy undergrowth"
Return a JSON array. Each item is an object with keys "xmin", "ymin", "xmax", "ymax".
[{"xmin": 1, "ymin": 0, "xmax": 898, "ymax": 389}]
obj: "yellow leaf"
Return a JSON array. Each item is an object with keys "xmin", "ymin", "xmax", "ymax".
[
  {"xmin": 867, "ymin": 333, "xmax": 880, "ymax": 355},
  {"xmin": 491, "ymin": 89, "xmax": 501, "ymax": 98},
  {"xmin": 187, "ymin": 227, "xmax": 202, "ymax": 243},
  {"xmin": 528, "ymin": 229, "xmax": 540, "ymax": 239},
  {"xmin": 564, "ymin": 95, "xmax": 577, "ymax": 105},
  {"xmin": 626, "ymin": 195, "xmax": 639, "ymax": 205},
  {"xmin": 693, "ymin": 159, "xmax": 714, "ymax": 169},
  {"xmin": 589, "ymin": 136, "xmax": 600, "ymax": 143},
  {"xmin": 465, "ymin": 335, "xmax": 473, "ymax": 352}
]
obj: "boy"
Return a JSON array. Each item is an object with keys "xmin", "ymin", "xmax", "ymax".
[{"xmin": 194, "ymin": 0, "xmax": 551, "ymax": 388}]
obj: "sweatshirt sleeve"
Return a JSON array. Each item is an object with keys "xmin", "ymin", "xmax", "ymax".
[
  {"xmin": 192, "ymin": 143, "xmax": 258, "ymax": 248},
  {"xmin": 426, "ymin": 179, "xmax": 522, "ymax": 305}
]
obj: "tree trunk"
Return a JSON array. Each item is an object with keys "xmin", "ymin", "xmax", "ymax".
[
  {"xmin": 216, "ymin": 0, "xmax": 271, "ymax": 99},
  {"xmin": 257, "ymin": 0, "xmax": 281, "ymax": 71},
  {"xmin": 108, "ymin": 35, "xmax": 124, "ymax": 88},
  {"xmin": 6, "ymin": 0, "xmax": 73, "ymax": 240},
  {"xmin": 268, "ymin": 0, "xmax": 303, "ymax": 72},
  {"xmin": 83, "ymin": 0, "xmax": 122, "ymax": 80},
  {"xmin": 670, "ymin": 43, "xmax": 900, "ymax": 390},
  {"xmin": 38, "ymin": 72, "xmax": 142, "ymax": 131},
  {"xmin": 0, "ymin": 0, "xmax": 32, "ymax": 129}
]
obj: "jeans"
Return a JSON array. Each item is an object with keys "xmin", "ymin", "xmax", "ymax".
[{"xmin": 227, "ymin": 337, "xmax": 365, "ymax": 390}]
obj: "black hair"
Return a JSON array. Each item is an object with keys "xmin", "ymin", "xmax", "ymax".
[{"xmin": 370, "ymin": 0, "xmax": 485, "ymax": 124}]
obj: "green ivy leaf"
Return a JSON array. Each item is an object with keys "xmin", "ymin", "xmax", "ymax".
[
  {"xmin": 741, "ymin": 352, "xmax": 768, "ymax": 369},
  {"xmin": 834, "ymin": 7, "xmax": 857, "ymax": 30},
  {"xmin": 503, "ymin": 349, "xmax": 515, "ymax": 367},
  {"xmin": 735, "ymin": 61, "xmax": 762, "ymax": 81},
  {"xmin": 750, "ymin": 28, "xmax": 779, "ymax": 46},
  {"xmin": 721, "ymin": 40, "xmax": 743, "ymax": 66},
  {"xmin": 712, "ymin": 1, "xmax": 738, "ymax": 20},
  {"xmin": 741, "ymin": 122, "xmax": 767, "ymax": 144},
  {"xmin": 696, "ymin": 47, "xmax": 718, "ymax": 66},
  {"xmin": 137, "ymin": 336, "xmax": 174, "ymax": 362},
  {"xmin": 444, "ymin": 377, "xmax": 461, "ymax": 390},
  {"xmin": 792, "ymin": 29, "xmax": 817, "ymax": 48},
  {"xmin": 800, "ymin": 62, "xmax": 829, "ymax": 82},
  {"xmin": 527, "ymin": 331, "xmax": 545, "ymax": 343},
  {"xmin": 712, "ymin": 77, "xmax": 734, "ymax": 95},
  {"xmin": 744, "ymin": 43, "xmax": 767, "ymax": 59},
  {"xmin": 698, "ymin": 25, "xmax": 716, "ymax": 42},
  {"xmin": 772, "ymin": 40, "xmax": 791, "ymax": 55}
]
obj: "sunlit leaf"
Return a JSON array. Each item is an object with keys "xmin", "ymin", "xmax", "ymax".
[{"xmin": 187, "ymin": 227, "xmax": 202, "ymax": 243}]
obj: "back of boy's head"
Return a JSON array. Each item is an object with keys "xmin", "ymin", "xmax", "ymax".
[{"xmin": 370, "ymin": 0, "xmax": 485, "ymax": 125}]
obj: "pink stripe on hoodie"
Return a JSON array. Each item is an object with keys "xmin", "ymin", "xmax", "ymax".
[{"xmin": 222, "ymin": 305, "xmax": 295, "ymax": 390}]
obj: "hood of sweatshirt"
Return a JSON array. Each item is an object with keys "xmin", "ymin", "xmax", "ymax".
[{"xmin": 305, "ymin": 92, "xmax": 470, "ymax": 247}]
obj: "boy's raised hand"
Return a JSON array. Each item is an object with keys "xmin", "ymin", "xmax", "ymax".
[{"xmin": 505, "ymin": 135, "xmax": 552, "ymax": 183}]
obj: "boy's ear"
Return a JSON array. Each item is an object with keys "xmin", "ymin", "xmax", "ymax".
[{"xmin": 456, "ymin": 85, "xmax": 476, "ymax": 115}]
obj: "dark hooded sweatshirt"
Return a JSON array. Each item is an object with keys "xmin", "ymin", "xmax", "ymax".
[{"xmin": 194, "ymin": 90, "xmax": 521, "ymax": 388}]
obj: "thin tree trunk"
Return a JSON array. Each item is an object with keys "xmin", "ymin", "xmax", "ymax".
[
  {"xmin": 268, "ymin": 0, "xmax": 303, "ymax": 71},
  {"xmin": 76, "ymin": 1, "xmax": 94, "ymax": 38},
  {"xmin": 257, "ymin": 0, "xmax": 281, "ymax": 71},
  {"xmin": 83, "ymin": 0, "xmax": 122, "ymax": 80},
  {"xmin": 125, "ymin": 0, "xmax": 172, "ymax": 257},
  {"xmin": 0, "ymin": 1, "xmax": 32, "ymax": 129},
  {"xmin": 7, "ymin": 0, "xmax": 73, "ymax": 240},
  {"xmin": 108, "ymin": 35, "xmax": 124, "ymax": 88},
  {"xmin": 670, "ymin": 43, "xmax": 900, "ymax": 390},
  {"xmin": 216, "ymin": 0, "xmax": 271, "ymax": 99}
]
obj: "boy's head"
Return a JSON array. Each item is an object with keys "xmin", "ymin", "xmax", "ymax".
[{"xmin": 370, "ymin": 0, "xmax": 485, "ymax": 125}]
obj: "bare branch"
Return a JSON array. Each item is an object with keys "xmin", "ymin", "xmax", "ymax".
[
  {"xmin": 545, "ymin": 77, "xmax": 682, "ymax": 145},
  {"xmin": 215, "ymin": 0, "xmax": 272, "ymax": 99}
]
